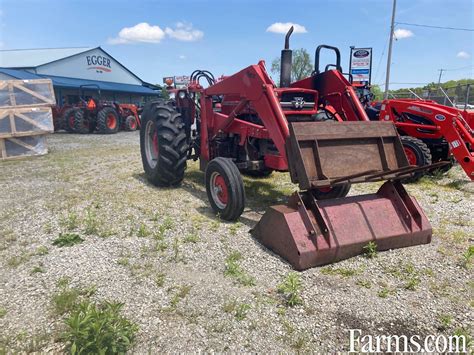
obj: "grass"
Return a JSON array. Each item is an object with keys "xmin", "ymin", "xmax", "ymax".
[
  {"xmin": 155, "ymin": 272, "xmax": 166, "ymax": 287},
  {"xmin": 64, "ymin": 300, "xmax": 138, "ymax": 355},
  {"xmin": 52, "ymin": 279, "xmax": 96, "ymax": 315},
  {"xmin": 377, "ymin": 286, "xmax": 393, "ymax": 298},
  {"xmin": 356, "ymin": 279, "xmax": 372, "ymax": 289},
  {"xmin": 137, "ymin": 223, "xmax": 151, "ymax": 238},
  {"xmin": 437, "ymin": 314, "xmax": 453, "ymax": 331},
  {"xmin": 52, "ymin": 233, "xmax": 84, "ymax": 247},
  {"xmin": 183, "ymin": 233, "xmax": 200, "ymax": 244},
  {"xmin": 0, "ymin": 308, "xmax": 6, "ymax": 318},
  {"xmin": 460, "ymin": 245, "xmax": 474, "ymax": 269},
  {"xmin": 277, "ymin": 272, "xmax": 303, "ymax": 307},
  {"xmin": 362, "ymin": 241, "xmax": 377, "ymax": 258},
  {"xmin": 31, "ymin": 266, "xmax": 45, "ymax": 274},
  {"xmin": 35, "ymin": 246, "xmax": 49, "ymax": 256},
  {"xmin": 59, "ymin": 211, "xmax": 79, "ymax": 231},
  {"xmin": 83, "ymin": 206, "xmax": 99, "ymax": 235},
  {"xmin": 452, "ymin": 327, "xmax": 472, "ymax": 350},
  {"xmin": 404, "ymin": 277, "xmax": 421, "ymax": 291},
  {"xmin": 7, "ymin": 252, "xmax": 31, "ymax": 268},
  {"xmin": 169, "ymin": 285, "xmax": 192, "ymax": 309},
  {"xmin": 235, "ymin": 303, "xmax": 251, "ymax": 321},
  {"xmin": 321, "ymin": 266, "xmax": 360, "ymax": 277},
  {"xmin": 223, "ymin": 300, "xmax": 251, "ymax": 321},
  {"xmin": 223, "ymin": 251, "xmax": 255, "ymax": 286}
]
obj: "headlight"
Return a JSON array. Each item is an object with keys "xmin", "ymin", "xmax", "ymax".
[{"xmin": 178, "ymin": 91, "xmax": 186, "ymax": 99}]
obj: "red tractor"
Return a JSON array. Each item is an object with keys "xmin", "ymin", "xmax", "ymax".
[
  {"xmin": 57, "ymin": 98, "xmax": 140, "ymax": 134},
  {"xmin": 140, "ymin": 27, "xmax": 440, "ymax": 269},
  {"xmin": 363, "ymin": 93, "xmax": 474, "ymax": 181}
]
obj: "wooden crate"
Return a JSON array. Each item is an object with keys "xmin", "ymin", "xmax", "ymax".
[
  {"xmin": 0, "ymin": 106, "xmax": 54, "ymax": 138},
  {"xmin": 0, "ymin": 135, "xmax": 48, "ymax": 160},
  {"xmin": 0, "ymin": 79, "xmax": 55, "ymax": 108}
]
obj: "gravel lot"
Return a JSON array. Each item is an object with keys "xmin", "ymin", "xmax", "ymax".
[{"xmin": 0, "ymin": 131, "xmax": 472, "ymax": 353}]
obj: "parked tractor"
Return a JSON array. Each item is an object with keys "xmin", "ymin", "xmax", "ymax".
[
  {"xmin": 361, "ymin": 88, "xmax": 474, "ymax": 181},
  {"xmin": 140, "ymin": 27, "xmax": 441, "ymax": 270}
]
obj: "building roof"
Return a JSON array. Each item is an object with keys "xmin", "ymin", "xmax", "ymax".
[
  {"xmin": 0, "ymin": 68, "xmax": 160, "ymax": 95},
  {"xmin": 0, "ymin": 47, "xmax": 94, "ymax": 68}
]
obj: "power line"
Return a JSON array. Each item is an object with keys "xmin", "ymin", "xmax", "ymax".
[{"xmin": 395, "ymin": 21, "xmax": 474, "ymax": 32}]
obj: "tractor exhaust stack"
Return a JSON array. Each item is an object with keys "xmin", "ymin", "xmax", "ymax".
[{"xmin": 280, "ymin": 26, "xmax": 294, "ymax": 88}]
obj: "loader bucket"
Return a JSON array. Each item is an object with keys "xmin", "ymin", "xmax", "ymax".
[
  {"xmin": 252, "ymin": 121, "xmax": 436, "ymax": 270},
  {"xmin": 252, "ymin": 181, "xmax": 431, "ymax": 270}
]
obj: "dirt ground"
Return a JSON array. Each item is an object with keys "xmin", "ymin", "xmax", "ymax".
[{"xmin": 0, "ymin": 131, "xmax": 472, "ymax": 353}]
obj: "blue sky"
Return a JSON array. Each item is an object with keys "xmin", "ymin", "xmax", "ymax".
[{"xmin": 1, "ymin": 0, "xmax": 473, "ymax": 89}]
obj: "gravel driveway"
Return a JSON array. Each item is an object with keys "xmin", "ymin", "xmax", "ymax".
[{"xmin": 0, "ymin": 132, "xmax": 472, "ymax": 352}]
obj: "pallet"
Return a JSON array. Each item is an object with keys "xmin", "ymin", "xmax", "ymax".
[
  {"xmin": 0, "ymin": 106, "xmax": 54, "ymax": 138},
  {"xmin": 0, "ymin": 79, "xmax": 55, "ymax": 108},
  {"xmin": 0, "ymin": 135, "xmax": 48, "ymax": 160}
]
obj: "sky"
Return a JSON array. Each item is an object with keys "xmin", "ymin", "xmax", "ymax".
[{"xmin": 0, "ymin": 0, "xmax": 473, "ymax": 89}]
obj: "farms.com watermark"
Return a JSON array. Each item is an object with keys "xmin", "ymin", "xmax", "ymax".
[{"xmin": 349, "ymin": 329, "xmax": 471, "ymax": 353}]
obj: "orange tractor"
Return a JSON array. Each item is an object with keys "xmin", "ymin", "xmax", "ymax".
[{"xmin": 140, "ymin": 27, "xmax": 443, "ymax": 269}]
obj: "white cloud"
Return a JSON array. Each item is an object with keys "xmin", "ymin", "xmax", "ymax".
[
  {"xmin": 393, "ymin": 28, "xmax": 414, "ymax": 39},
  {"xmin": 179, "ymin": 55, "xmax": 186, "ymax": 60},
  {"xmin": 108, "ymin": 22, "xmax": 165, "ymax": 44},
  {"xmin": 266, "ymin": 22, "xmax": 307, "ymax": 34},
  {"xmin": 165, "ymin": 22, "xmax": 203, "ymax": 42},
  {"xmin": 457, "ymin": 51, "xmax": 470, "ymax": 59}
]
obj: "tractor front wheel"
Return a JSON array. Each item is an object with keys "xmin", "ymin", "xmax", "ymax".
[
  {"xmin": 400, "ymin": 136, "xmax": 432, "ymax": 183},
  {"xmin": 140, "ymin": 101, "xmax": 188, "ymax": 186},
  {"xmin": 97, "ymin": 107, "xmax": 119, "ymax": 134},
  {"xmin": 311, "ymin": 183, "xmax": 351, "ymax": 200},
  {"xmin": 205, "ymin": 157, "xmax": 245, "ymax": 221},
  {"xmin": 124, "ymin": 115, "xmax": 138, "ymax": 131}
]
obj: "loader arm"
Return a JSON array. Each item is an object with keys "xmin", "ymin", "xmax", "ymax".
[{"xmin": 203, "ymin": 61, "xmax": 289, "ymax": 164}]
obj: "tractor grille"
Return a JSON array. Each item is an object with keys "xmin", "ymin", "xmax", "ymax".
[{"xmin": 279, "ymin": 92, "xmax": 316, "ymax": 111}]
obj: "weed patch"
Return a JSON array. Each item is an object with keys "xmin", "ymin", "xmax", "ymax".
[
  {"xmin": 278, "ymin": 272, "xmax": 303, "ymax": 307},
  {"xmin": 64, "ymin": 301, "xmax": 138, "ymax": 355},
  {"xmin": 224, "ymin": 251, "xmax": 255, "ymax": 286},
  {"xmin": 52, "ymin": 233, "xmax": 84, "ymax": 247}
]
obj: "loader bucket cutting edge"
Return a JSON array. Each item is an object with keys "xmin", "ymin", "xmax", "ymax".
[{"xmin": 251, "ymin": 181, "xmax": 432, "ymax": 270}]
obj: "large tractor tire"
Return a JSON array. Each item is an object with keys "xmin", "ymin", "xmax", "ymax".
[
  {"xmin": 97, "ymin": 107, "xmax": 119, "ymax": 134},
  {"xmin": 62, "ymin": 108, "xmax": 77, "ymax": 132},
  {"xmin": 140, "ymin": 101, "xmax": 188, "ymax": 186},
  {"xmin": 400, "ymin": 136, "xmax": 432, "ymax": 183},
  {"xmin": 124, "ymin": 115, "xmax": 138, "ymax": 131},
  {"xmin": 73, "ymin": 109, "xmax": 91, "ymax": 134},
  {"xmin": 205, "ymin": 157, "xmax": 245, "ymax": 221}
]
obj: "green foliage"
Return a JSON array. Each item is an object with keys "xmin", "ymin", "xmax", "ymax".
[
  {"xmin": 378, "ymin": 287, "xmax": 391, "ymax": 298},
  {"xmin": 35, "ymin": 246, "xmax": 49, "ymax": 256},
  {"xmin": 52, "ymin": 233, "xmax": 84, "ymax": 247},
  {"xmin": 438, "ymin": 314, "xmax": 453, "ymax": 331},
  {"xmin": 234, "ymin": 303, "xmax": 251, "ymax": 321},
  {"xmin": 170, "ymin": 285, "xmax": 192, "ymax": 308},
  {"xmin": 183, "ymin": 233, "xmax": 199, "ymax": 244},
  {"xmin": 64, "ymin": 301, "xmax": 138, "ymax": 355},
  {"xmin": 84, "ymin": 207, "xmax": 99, "ymax": 235},
  {"xmin": 460, "ymin": 245, "xmax": 474, "ymax": 269},
  {"xmin": 277, "ymin": 272, "xmax": 303, "ymax": 307},
  {"xmin": 60, "ymin": 211, "xmax": 79, "ymax": 231},
  {"xmin": 321, "ymin": 266, "xmax": 359, "ymax": 277},
  {"xmin": 155, "ymin": 272, "xmax": 165, "ymax": 287},
  {"xmin": 224, "ymin": 251, "xmax": 255, "ymax": 286},
  {"xmin": 271, "ymin": 48, "xmax": 313, "ymax": 84},
  {"xmin": 0, "ymin": 308, "xmax": 6, "ymax": 318},
  {"xmin": 363, "ymin": 241, "xmax": 377, "ymax": 259},
  {"xmin": 31, "ymin": 266, "xmax": 45, "ymax": 274},
  {"xmin": 404, "ymin": 277, "xmax": 420, "ymax": 291},
  {"xmin": 137, "ymin": 223, "xmax": 150, "ymax": 238},
  {"xmin": 53, "ymin": 286, "xmax": 81, "ymax": 315}
]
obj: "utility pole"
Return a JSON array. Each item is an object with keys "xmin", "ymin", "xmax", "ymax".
[
  {"xmin": 437, "ymin": 69, "xmax": 445, "ymax": 86},
  {"xmin": 384, "ymin": 0, "xmax": 397, "ymax": 99}
]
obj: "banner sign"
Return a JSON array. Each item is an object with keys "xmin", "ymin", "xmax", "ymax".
[{"xmin": 349, "ymin": 48, "xmax": 372, "ymax": 86}]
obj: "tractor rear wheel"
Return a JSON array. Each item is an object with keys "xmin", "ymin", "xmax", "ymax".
[
  {"xmin": 73, "ymin": 109, "xmax": 90, "ymax": 134},
  {"xmin": 124, "ymin": 115, "xmax": 138, "ymax": 131},
  {"xmin": 140, "ymin": 101, "xmax": 188, "ymax": 186},
  {"xmin": 311, "ymin": 183, "xmax": 351, "ymax": 200},
  {"xmin": 205, "ymin": 157, "xmax": 245, "ymax": 221},
  {"xmin": 62, "ymin": 108, "xmax": 77, "ymax": 132},
  {"xmin": 97, "ymin": 107, "xmax": 119, "ymax": 134},
  {"xmin": 400, "ymin": 136, "xmax": 432, "ymax": 183}
]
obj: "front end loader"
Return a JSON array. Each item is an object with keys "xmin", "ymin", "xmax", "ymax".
[{"xmin": 140, "ymin": 27, "xmax": 441, "ymax": 270}]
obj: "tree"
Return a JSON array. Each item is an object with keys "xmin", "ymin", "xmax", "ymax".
[{"xmin": 271, "ymin": 48, "xmax": 313, "ymax": 85}]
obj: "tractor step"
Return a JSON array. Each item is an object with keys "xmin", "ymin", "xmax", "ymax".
[{"xmin": 251, "ymin": 181, "xmax": 431, "ymax": 270}]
